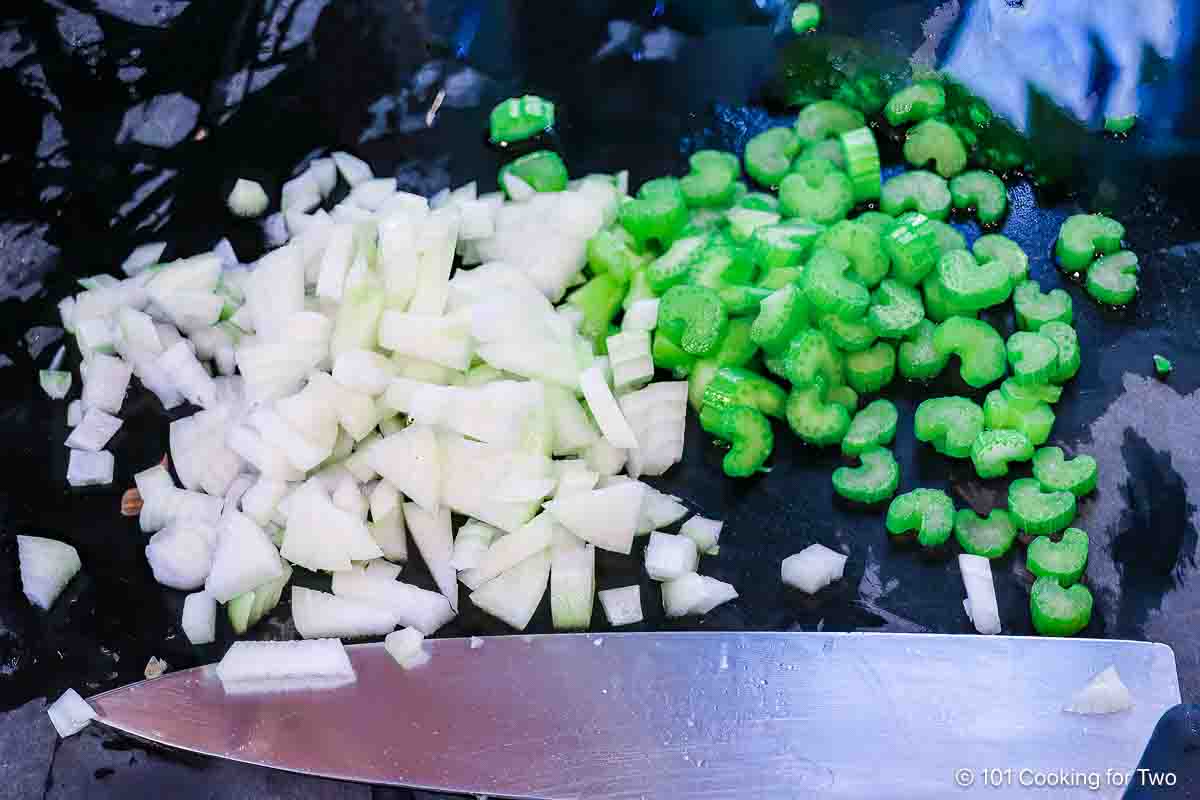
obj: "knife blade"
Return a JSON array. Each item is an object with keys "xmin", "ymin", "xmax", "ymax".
[{"xmin": 90, "ymin": 632, "xmax": 1180, "ymax": 799}]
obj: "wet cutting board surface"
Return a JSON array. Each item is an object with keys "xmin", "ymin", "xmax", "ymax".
[{"xmin": 2, "ymin": 1, "xmax": 1200, "ymax": 797}]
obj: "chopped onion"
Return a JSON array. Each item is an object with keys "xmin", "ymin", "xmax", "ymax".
[
  {"xmin": 66, "ymin": 399, "xmax": 83, "ymax": 427},
  {"xmin": 280, "ymin": 171, "xmax": 321, "ymax": 213},
  {"xmin": 583, "ymin": 437, "xmax": 627, "ymax": 476},
  {"xmin": 606, "ymin": 331, "xmax": 654, "ymax": 393},
  {"xmin": 467, "ymin": 513, "xmax": 555, "ymax": 587},
  {"xmin": 348, "ymin": 178, "xmax": 397, "ymax": 211},
  {"xmin": 644, "ymin": 532, "xmax": 699, "ymax": 581},
  {"xmin": 580, "ymin": 365, "xmax": 639, "ymax": 449},
  {"xmin": 619, "ymin": 381, "xmax": 687, "ymax": 478},
  {"xmin": 292, "ymin": 586, "xmax": 398, "ymax": 639},
  {"xmin": 599, "ymin": 586, "xmax": 643, "ymax": 626},
  {"xmin": 681, "ymin": 516, "xmax": 722, "ymax": 555},
  {"xmin": 363, "ymin": 559, "xmax": 402, "ymax": 581},
  {"xmin": 333, "ymin": 349, "xmax": 396, "ymax": 396},
  {"xmin": 958, "ymin": 554, "xmax": 1001, "ymax": 635},
  {"xmin": 451, "ymin": 520, "xmax": 499, "ymax": 571},
  {"xmin": 40, "ymin": 369, "xmax": 72, "ymax": 400},
  {"xmin": 216, "ymin": 639, "xmax": 355, "ymax": 693},
  {"xmin": 385, "ymin": 627, "xmax": 430, "ymax": 669},
  {"xmin": 782, "ymin": 544, "xmax": 847, "ymax": 594},
  {"xmin": 331, "ymin": 474, "xmax": 368, "ymax": 521},
  {"xmin": 332, "ymin": 151, "xmax": 373, "ymax": 186},
  {"xmin": 67, "ymin": 449, "xmax": 114, "ymax": 487},
  {"xmin": 146, "ymin": 522, "xmax": 215, "ymax": 590},
  {"xmin": 17, "ymin": 535, "xmax": 81, "ymax": 610},
  {"xmin": 379, "ymin": 310, "xmax": 472, "ymax": 371},
  {"xmin": 544, "ymin": 481, "xmax": 646, "ymax": 555},
  {"xmin": 365, "ymin": 423, "xmax": 441, "ymax": 512},
  {"xmin": 81, "ymin": 353, "xmax": 132, "ymax": 414},
  {"xmin": 1065, "ymin": 666, "xmax": 1134, "ymax": 714},
  {"xmin": 469, "ymin": 550, "xmax": 551, "ymax": 630},
  {"xmin": 545, "ymin": 385, "xmax": 600, "ymax": 455},
  {"xmin": 550, "ymin": 528, "xmax": 595, "ymax": 630},
  {"xmin": 331, "ymin": 570, "xmax": 455, "ymax": 634},
  {"xmin": 636, "ymin": 485, "xmax": 689, "ymax": 534},
  {"xmin": 663, "ymin": 572, "xmax": 738, "ymax": 617},
  {"xmin": 182, "ymin": 591, "xmax": 217, "ymax": 645},
  {"xmin": 622, "ymin": 298, "xmax": 659, "ymax": 332},
  {"xmin": 240, "ymin": 477, "xmax": 289, "ymax": 526},
  {"xmin": 502, "ymin": 173, "xmax": 536, "ymax": 201},
  {"xmin": 47, "ymin": 689, "xmax": 96, "ymax": 738},
  {"xmin": 228, "ymin": 178, "xmax": 269, "ymax": 218},
  {"xmin": 280, "ymin": 480, "xmax": 382, "ymax": 573},
  {"xmin": 66, "ymin": 408, "xmax": 122, "ymax": 451},
  {"xmin": 206, "ymin": 512, "xmax": 285, "ymax": 603},
  {"xmin": 158, "ymin": 341, "xmax": 216, "ymax": 408},
  {"xmin": 404, "ymin": 502, "xmax": 458, "ymax": 610},
  {"xmin": 122, "ymin": 241, "xmax": 167, "ymax": 276},
  {"xmin": 309, "ymin": 157, "xmax": 337, "ymax": 196},
  {"xmin": 367, "ymin": 480, "xmax": 407, "ymax": 561}
]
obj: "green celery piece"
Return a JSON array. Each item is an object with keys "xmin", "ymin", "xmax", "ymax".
[
  {"xmin": 880, "ymin": 171, "xmax": 951, "ymax": 220},
  {"xmin": 844, "ymin": 342, "xmax": 896, "ymax": 394},
  {"xmin": 700, "ymin": 403, "xmax": 774, "ymax": 477},
  {"xmin": 1008, "ymin": 477, "xmax": 1076, "ymax": 536},
  {"xmin": 1027, "ymin": 528, "xmax": 1089, "ymax": 587},
  {"xmin": 903, "ymin": 119, "xmax": 968, "ymax": 178},
  {"xmin": 884, "ymin": 81, "xmax": 946, "ymax": 126},
  {"xmin": 970, "ymin": 429, "xmax": 1034, "ymax": 479},
  {"xmin": 489, "ymin": 95, "xmax": 555, "ymax": 143},
  {"xmin": 914, "ymin": 395, "xmax": 984, "ymax": 459},
  {"xmin": 950, "ymin": 170, "xmax": 1008, "ymax": 225},
  {"xmin": 886, "ymin": 488, "xmax": 955, "ymax": 548},
  {"xmin": 1056, "ymin": 213, "xmax": 1124, "ymax": 272},
  {"xmin": 833, "ymin": 446, "xmax": 899, "ymax": 504},
  {"xmin": 932, "ymin": 316, "xmax": 1007, "ymax": 388},
  {"xmin": 1031, "ymin": 446, "xmax": 1097, "ymax": 497},
  {"xmin": 1030, "ymin": 577, "xmax": 1093, "ymax": 636},
  {"xmin": 842, "ymin": 398, "xmax": 898, "ymax": 456},
  {"xmin": 954, "ymin": 509, "xmax": 1017, "ymax": 559},
  {"xmin": 779, "ymin": 159, "xmax": 855, "ymax": 225}
]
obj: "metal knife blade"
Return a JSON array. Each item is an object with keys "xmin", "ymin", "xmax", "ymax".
[{"xmin": 90, "ymin": 632, "xmax": 1180, "ymax": 799}]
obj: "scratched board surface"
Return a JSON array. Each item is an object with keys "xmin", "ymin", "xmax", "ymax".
[{"xmin": 2, "ymin": 1, "xmax": 1200, "ymax": 797}]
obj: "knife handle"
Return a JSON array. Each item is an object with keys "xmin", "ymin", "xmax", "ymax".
[{"xmin": 1123, "ymin": 704, "xmax": 1200, "ymax": 798}]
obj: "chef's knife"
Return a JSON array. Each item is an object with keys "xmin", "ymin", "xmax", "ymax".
[{"xmin": 91, "ymin": 632, "xmax": 1180, "ymax": 799}]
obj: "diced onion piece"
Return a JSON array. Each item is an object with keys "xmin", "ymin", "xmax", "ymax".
[
  {"xmin": 693, "ymin": 576, "xmax": 738, "ymax": 614},
  {"xmin": 157, "ymin": 341, "xmax": 216, "ymax": 408},
  {"xmin": 122, "ymin": 241, "xmax": 167, "ymax": 276},
  {"xmin": 82, "ymin": 353, "xmax": 132, "ymax": 414},
  {"xmin": 546, "ymin": 385, "xmax": 600, "ymax": 455},
  {"xmin": 331, "ymin": 570, "xmax": 455, "ymax": 634},
  {"xmin": 365, "ymin": 423, "xmax": 441, "ymax": 512},
  {"xmin": 240, "ymin": 477, "xmax": 289, "ymax": 527},
  {"xmin": 404, "ymin": 502, "xmax": 458, "ymax": 610},
  {"xmin": 553, "ymin": 460, "xmax": 600, "ymax": 497},
  {"xmin": 551, "ymin": 529, "xmax": 595, "ymax": 630},
  {"xmin": 379, "ymin": 310, "xmax": 472, "ymax": 371},
  {"xmin": 182, "ymin": 591, "xmax": 217, "ymax": 645},
  {"xmin": 146, "ymin": 522, "xmax": 215, "ymax": 590},
  {"xmin": 622, "ymin": 298, "xmax": 659, "ymax": 332},
  {"xmin": 292, "ymin": 586, "xmax": 398, "ymax": 639},
  {"xmin": 599, "ymin": 586, "xmax": 643, "ymax": 626},
  {"xmin": 67, "ymin": 449, "xmax": 114, "ymax": 487},
  {"xmin": 333, "ymin": 349, "xmax": 396, "ymax": 396},
  {"xmin": 1065, "ymin": 666, "xmax": 1134, "ymax": 714},
  {"xmin": 580, "ymin": 365, "xmax": 639, "ymax": 449},
  {"xmin": 606, "ymin": 330, "xmax": 654, "ymax": 393},
  {"xmin": 451, "ymin": 520, "xmax": 500, "ymax": 571},
  {"xmin": 66, "ymin": 399, "xmax": 83, "ymax": 427},
  {"xmin": 17, "ymin": 535, "xmax": 81, "ymax": 610},
  {"xmin": 583, "ymin": 437, "xmax": 627, "ymax": 476},
  {"xmin": 348, "ymin": 178, "xmax": 397, "ymax": 211},
  {"xmin": 367, "ymin": 480, "xmax": 407, "ymax": 561},
  {"xmin": 782, "ymin": 544, "xmax": 847, "ymax": 594},
  {"xmin": 544, "ymin": 481, "xmax": 646, "ymax": 555},
  {"xmin": 503, "ymin": 173, "xmax": 536, "ymax": 201},
  {"xmin": 310, "ymin": 157, "xmax": 337, "ymax": 196},
  {"xmin": 206, "ymin": 512, "xmax": 285, "ymax": 603},
  {"xmin": 958, "ymin": 554, "xmax": 1001, "ymax": 635},
  {"xmin": 468, "ymin": 513, "xmax": 555, "ymax": 587},
  {"xmin": 385, "ymin": 627, "xmax": 430, "ymax": 669},
  {"xmin": 228, "ymin": 178, "xmax": 269, "ymax": 218},
  {"xmin": 332, "ymin": 151, "xmax": 373, "ymax": 186},
  {"xmin": 47, "ymin": 689, "xmax": 96, "ymax": 738},
  {"xmin": 469, "ymin": 550, "xmax": 551, "ymax": 630},
  {"xmin": 364, "ymin": 559, "xmax": 402, "ymax": 581},
  {"xmin": 637, "ymin": 484, "xmax": 689, "ymax": 534},
  {"xmin": 280, "ymin": 481, "xmax": 382, "ymax": 573},
  {"xmin": 281, "ymin": 171, "xmax": 321, "ymax": 213},
  {"xmin": 644, "ymin": 532, "xmax": 699, "ymax": 581},
  {"xmin": 65, "ymin": 408, "xmax": 122, "ymax": 451},
  {"xmin": 681, "ymin": 516, "xmax": 723, "ymax": 555},
  {"xmin": 216, "ymin": 639, "xmax": 355, "ymax": 693},
  {"xmin": 40, "ymin": 370, "xmax": 72, "ymax": 399},
  {"xmin": 662, "ymin": 573, "xmax": 707, "ymax": 617},
  {"xmin": 619, "ymin": 381, "xmax": 687, "ymax": 478}
]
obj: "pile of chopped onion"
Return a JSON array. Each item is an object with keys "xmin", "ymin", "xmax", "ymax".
[{"xmin": 44, "ymin": 148, "xmax": 737, "ymax": 695}]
